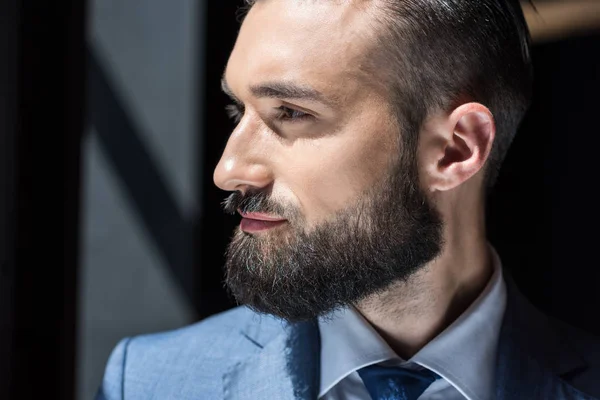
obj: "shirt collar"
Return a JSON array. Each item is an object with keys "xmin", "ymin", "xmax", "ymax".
[
  {"xmin": 318, "ymin": 305, "xmax": 397, "ymax": 396},
  {"xmin": 317, "ymin": 245, "xmax": 507, "ymax": 400}
]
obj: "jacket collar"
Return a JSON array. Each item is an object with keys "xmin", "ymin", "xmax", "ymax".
[
  {"xmin": 224, "ymin": 272, "xmax": 591, "ymax": 400},
  {"xmin": 495, "ymin": 271, "xmax": 590, "ymax": 399},
  {"xmin": 223, "ymin": 318, "xmax": 320, "ymax": 400}
]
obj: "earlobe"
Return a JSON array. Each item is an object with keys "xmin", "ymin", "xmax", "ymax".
[{"xmin": 432, "ymin": 103, "xmax": 495, "ymax": 192}]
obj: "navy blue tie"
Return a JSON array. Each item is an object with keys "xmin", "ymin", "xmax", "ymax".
[{"xmin": 357, "ymin": 364, "xmax": 441, "ymax": 400}]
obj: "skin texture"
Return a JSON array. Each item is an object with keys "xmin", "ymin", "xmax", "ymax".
[{"xmin": 215, "ymin": 0, "xmax": 497, "ymax": 359}]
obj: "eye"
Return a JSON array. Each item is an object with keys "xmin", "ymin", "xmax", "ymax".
[
  {"xmin": 225, "ymin": 103, "xmax": 244, "ymax": 124},
  {"xmin": 275, "ymin": 106, "xmax": 312, "ymax": 122}
]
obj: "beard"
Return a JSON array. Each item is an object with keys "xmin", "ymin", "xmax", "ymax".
[{"xmin": 222, "ymin": 151, "xmax": 444, "ymax": 322}]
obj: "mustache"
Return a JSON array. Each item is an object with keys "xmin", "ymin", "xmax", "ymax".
[{"xmin": 222, "ymin": 190, "xmax": 289, "ymax": 217}]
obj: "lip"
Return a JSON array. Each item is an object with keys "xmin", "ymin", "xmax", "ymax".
[
  {"xmin": 238, "ymin": 210, "xmax": 288, "ymax": 233},
  {"xmin": 240, "ymin": 218, "xmax": 286, "ymax": 233},
  {"xmin": 238, "ymin": 211, "xmax": 286, "ymax": 222}
]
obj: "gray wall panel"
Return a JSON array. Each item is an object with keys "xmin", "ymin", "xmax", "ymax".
[{"xmin": 78, "ymin": 1, "xmax": 202, "ymax": 399}]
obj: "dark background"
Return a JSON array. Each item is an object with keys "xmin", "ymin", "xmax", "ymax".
[{"xmin": 1, "ymin": 1, "xmax": 598, "ymax": 399}]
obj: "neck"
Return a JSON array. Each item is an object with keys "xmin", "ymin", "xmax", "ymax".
[{"xmin": 355, "ymin": 230, "xmax": 493, "ymax": 360}]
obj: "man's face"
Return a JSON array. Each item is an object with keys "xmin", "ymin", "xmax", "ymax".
[{"xmin": 214, "ymin": 0, "xmax": 443, "ymax": 321}]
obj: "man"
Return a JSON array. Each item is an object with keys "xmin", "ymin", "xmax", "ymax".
[{"xmin": 97, "ymin": 0, "xmax": 600, "ymax": 399}]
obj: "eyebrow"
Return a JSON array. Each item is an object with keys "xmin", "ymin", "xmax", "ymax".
[
  {"xmin": 221, "ymin": 78, "xmax": 241, "ymax": 103},
  {"xmin": 221, "ymin": 77, "xmax": 335, "ymax": 107}
]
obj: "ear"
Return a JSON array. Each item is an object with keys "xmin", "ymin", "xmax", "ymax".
[{"xmin": 423, "ymin": 103, "xmax": 495, "ymax": 192}]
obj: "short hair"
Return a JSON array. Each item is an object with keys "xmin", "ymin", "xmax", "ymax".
[{"xmin": 242, "ymin": 0, "xmax": 534, "ymax": 188}]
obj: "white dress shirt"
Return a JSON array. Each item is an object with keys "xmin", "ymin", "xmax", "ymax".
[{"xmin": 318, "ymin": 246, "xmax": 507, "ymax": 400}]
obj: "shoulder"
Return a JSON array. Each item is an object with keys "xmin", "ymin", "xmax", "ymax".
[
  {"xmin": 557, "ymin": 318, "xmax": 600, "ymax": 364},
  {"xmin": 553, "ymin": 317, "xmax": 600, "ymax": 396},
  {"xmin": 96, "ymin": 306, "xmax": 286, "ymax": 400},
  {"xmin": 502, "ymin": 273, "xmax": 600, "ymax": 398},
  {"xmin": 126, "ymin": 305, "xmax": 285, "ymax": 357}
]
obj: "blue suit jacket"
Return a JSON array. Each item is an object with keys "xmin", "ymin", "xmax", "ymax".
[{"xmin": 96, "ymin": 273, "xmax": 600, "ymax": 399}]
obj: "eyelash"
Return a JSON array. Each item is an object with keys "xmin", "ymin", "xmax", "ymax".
[
  {"xmin": 225, "ymin": 104, "xmax": 244, "ymax": 124},
  {"xmin": 225, "ymin": 103, "xmax": 312, "ymax": 124}
]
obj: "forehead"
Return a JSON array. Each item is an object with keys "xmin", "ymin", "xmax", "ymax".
[{"xmin": 225, "ymin": 0, "xmax": 377, "ymax": 98}]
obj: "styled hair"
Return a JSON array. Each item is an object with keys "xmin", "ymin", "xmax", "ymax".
[{"xmin": 243, "ymin": 0, "xmax": 534, "ymax": 188}]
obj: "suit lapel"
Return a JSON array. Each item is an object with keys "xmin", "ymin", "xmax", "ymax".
[
  {"xmin": 223, "ymin": 319, "xmax": 320, "ymax": 400},
  {"xmin": 495, "ymin": 272, "xmax": 593, "ymax": 399}
]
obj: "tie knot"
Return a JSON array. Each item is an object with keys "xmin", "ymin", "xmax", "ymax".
[{"xmin": 357, "ymin": 364, "xmax": 441, "ymax": 400}]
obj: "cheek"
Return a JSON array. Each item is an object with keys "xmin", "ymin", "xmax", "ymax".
[{"xmin": 278, "ymin": 133, "xmax": 394, "ymax": 222}]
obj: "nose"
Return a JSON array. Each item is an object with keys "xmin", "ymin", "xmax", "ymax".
[{"xmin": 213, "ymin": 122, "xmax": 273, "ymax": 194}]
